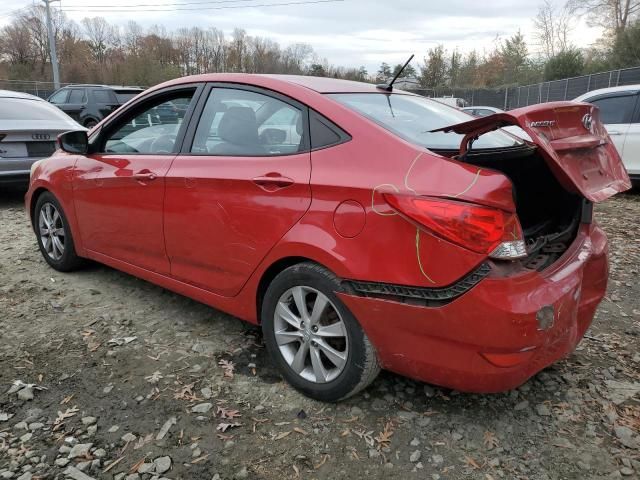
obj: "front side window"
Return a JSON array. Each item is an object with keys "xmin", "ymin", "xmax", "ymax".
[
  {"xmin": 68, "ymin": 89, "xmax": 86, "ymax": 104},
  {"xmin": 101, "ymin": 91, "xmax": 194, "ymax": 154},
  {"xmin": 191, "ymin": 88, "xmax": 304, "ymax": 156},
  {"xmin": 49, "ymin": 89, "xmax": 69, "ymax": 104},
  {"xmin": 589, "ymin": 95, "xmax": 636, "ymax": 124},
  {"xmin": 330, "ymin": 93, "xmax": 521, "ymax": 151}
]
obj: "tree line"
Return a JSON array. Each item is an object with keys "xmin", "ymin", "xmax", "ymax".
[
  {"xmin": 376, "ymin": 0, "xmax": 640, "ymax": 89},
  {"xmin": 0, "ymin": 0, "xmax": 639, "ymax": 90},
  {"xmin": 0, "ymin": 5, "xmax": 369, "ymax": 87}
]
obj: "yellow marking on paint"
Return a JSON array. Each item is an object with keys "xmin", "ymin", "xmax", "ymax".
[
  {"xmin": 403, "ymin": 152, "xmax": 423, "ymax": 195},
  {"xmin": 415, "ymin": 228, "xmax": 436, "ymax": 284},
  {"xmin": 452, "ymin": 169, "xmax": 481, "ymax": 198},
  {"xmin": 371, "ymin": 183, "xmax": 400, "ymax": 216}
]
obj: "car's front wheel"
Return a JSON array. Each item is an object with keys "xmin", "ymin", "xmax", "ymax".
[
  {"xmin": 261, "ymin": 262, "xmax": 380, "ymax": 402},
  {"xmin": 34, "ymin": 192, "xmax": 83, "ymax": 272}
]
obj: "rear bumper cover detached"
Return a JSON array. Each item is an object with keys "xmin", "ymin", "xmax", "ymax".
[{"xmin": 339, "ymin": 223, "xmax": 608, "ymax": 393}]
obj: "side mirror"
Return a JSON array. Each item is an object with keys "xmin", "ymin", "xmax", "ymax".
[{"xmin": 58, "ymin": 130, "xmax": 88, "ymax": 154}]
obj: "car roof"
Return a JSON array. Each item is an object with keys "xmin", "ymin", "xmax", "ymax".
[
  {"xmin": 574, "ymin": 84, "xmax": 640, "ymax": 101},
  {"xmin": 152, "ymin": 74, "xmax": 416, "ymax": 94},
  {"xmin": 59, "ymin": 84, "xmax": 144, "ymax": 91},
  {"xmin": 0, "ymin": 89, "xmax": 45, "ymax": 101}
]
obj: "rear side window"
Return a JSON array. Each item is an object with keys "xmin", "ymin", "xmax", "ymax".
[
  {"xmin": 114, "ymin": 90, "xmax": 141, "ymax": 103},
  {"xmin": 191, "ymin": 88, "xmax": 304, "ymax": 156},
  {"xmin": 590, "ymin": 95, "xmax": 636, "ymax": 124},
  {"xmin": 93, "ymin": 89, "xmax": 115, "ymax": 103},
  {"xmin": 310, "ymin": 111, "xmax": 349, "ymax": 150},
  {"xmin": 49, "ymin": 89, "xmax": 69, "ymax": 104},
  {"xmin": 68, "ymin": 89, "xmax": 86, "ymax": 103}
]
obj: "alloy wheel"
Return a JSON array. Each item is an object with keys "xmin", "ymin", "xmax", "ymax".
[
  {"xmin": 273, "ymin": 286, "xmax": 349, "ymax": 383},
  {"xmin": 38, "ymin": 202, "xmax": 65, "ymax": 261}
]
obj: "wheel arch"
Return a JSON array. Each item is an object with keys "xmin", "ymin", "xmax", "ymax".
[
  {"xmin": 256, "ymin": 256, "xmax": 316, "ymax": 324},
  {"xmin": 29, "ymin": 187, "xmax": 50, "ymax": 228}
]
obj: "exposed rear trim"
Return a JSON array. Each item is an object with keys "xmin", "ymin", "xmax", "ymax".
[{"xmin": 342, "ymin": 263, "xmax": 491, "ymax": 306}]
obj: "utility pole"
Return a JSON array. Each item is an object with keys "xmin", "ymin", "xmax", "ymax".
[{"xmin": 43, "ymin": 0, "xmax": 60, "ymax": 90}]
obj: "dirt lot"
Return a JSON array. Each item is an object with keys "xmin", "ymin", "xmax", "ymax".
[{"xmin": 1, "ymin": 187, "xmax": 639, "ymax": 480}]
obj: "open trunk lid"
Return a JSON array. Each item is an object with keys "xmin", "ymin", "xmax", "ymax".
[{"xmin": 432, "ymin": 101, "xmax": 631, "ymax": 202}]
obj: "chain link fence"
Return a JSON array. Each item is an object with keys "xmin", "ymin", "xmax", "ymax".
[
  {"xmin": 411, "ymin": 65, "xmax": 640, "ymax": 110},
  {"xmin": 3, "ymin": 65, "xmax": 640, "ymax": 108},
  {"xmin": 0, "ymin": 79, "xmax": 73, "ymax": 99}
]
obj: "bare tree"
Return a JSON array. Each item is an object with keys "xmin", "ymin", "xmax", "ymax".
[
  {"xmin": 534, "ymin": 0, "xmax": 573, "ymax": 59},
  {"xmin": 568, "ymin": 0, "xmax": 640, "ymax": 33}
]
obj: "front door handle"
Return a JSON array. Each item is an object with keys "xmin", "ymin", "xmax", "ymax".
[
  {"xmin": 133, "ymin": 169, "xmax": 158, "ymax": 182},
  {"xmin": 252, "ymin": 173, "xmax": 294, "ymax": 191},
  {"xmin": 608, "ymin": 131, "xmax": 622, "ymax": 136}
]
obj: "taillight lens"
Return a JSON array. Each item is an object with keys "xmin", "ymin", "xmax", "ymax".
[{"xmin": 383, "ymin": 194, "xmax": 527, "ymax": 259}]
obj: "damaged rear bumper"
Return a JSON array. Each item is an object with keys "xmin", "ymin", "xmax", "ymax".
[{"xmin": 338, "ymin": 223, "xmax": 609, "ymax": 393}]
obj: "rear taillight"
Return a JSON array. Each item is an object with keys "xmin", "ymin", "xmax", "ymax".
[{"xmin": 383, "ymin": 194, "xmax": 527, "ymax": 259}]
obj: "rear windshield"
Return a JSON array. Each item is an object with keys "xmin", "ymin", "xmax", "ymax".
[
  {"xmin": 114, "ymin": 90, "xmax": 142, "ymax": 103},
  {"xmin": 329, "ymin": 93, "xmax": 521, "ymax": 151},
  {"xmin": 0, "ymin": 97, "xmax": 77, "ymax": 121}
]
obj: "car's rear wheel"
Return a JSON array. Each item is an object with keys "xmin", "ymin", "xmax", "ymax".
[
  {"xmin": 34, "ymin": 192, "xmax": 83, "ymax": 272},
  {"xmin": 261, "ymin": 262, "xmax": 380, "ymax": 402}
]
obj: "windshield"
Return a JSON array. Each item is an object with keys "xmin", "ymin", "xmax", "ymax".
[{"xmin": 329, "ymin": 93, "xmax": 522, "ymax": 150}]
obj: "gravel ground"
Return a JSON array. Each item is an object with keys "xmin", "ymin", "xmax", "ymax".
[{"xmin": 1, "ymin": 186, "xmax": 639, "ymax": 480}]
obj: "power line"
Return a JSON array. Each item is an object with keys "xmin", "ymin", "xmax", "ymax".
[
  {"xmin": 62, "ymin": 0, "xmax": 264, "ymax": 8},
  {"xmin": 61, "ymin": 0, "xmax": 343, "ymax": 12}
]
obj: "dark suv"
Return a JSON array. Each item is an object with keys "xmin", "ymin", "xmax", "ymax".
[{"xmin": 47, "ymin": 85, "xmax": 144, "ymax": 128}]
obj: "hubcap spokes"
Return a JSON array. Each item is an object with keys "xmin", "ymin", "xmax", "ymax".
[
  {"xmin": 274, "ymin": 286, "xmax": 348, "ymax": 383},
  {"xmin": 38, "ymin": 203, "xmax": 65, "ymax": 260}
]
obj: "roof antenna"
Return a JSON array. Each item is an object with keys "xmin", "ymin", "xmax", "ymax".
[{"xmin": 376, "ymin": 54, "xmax": 414, "ymax": 92}]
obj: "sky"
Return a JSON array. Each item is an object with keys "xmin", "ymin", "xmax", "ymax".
[{"xmin": 0, "ymin": 0, "xmax": 604, "ymax": 74}]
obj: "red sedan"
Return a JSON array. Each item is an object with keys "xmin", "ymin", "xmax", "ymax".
[{"xmin": 26, "ymin": 74, "xmax": 631, "ymax": 402}]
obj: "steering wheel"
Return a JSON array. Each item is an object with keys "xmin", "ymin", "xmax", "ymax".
[{"xmin": 150, "ymin": 134, "xmax": 177, "ymax": 154}]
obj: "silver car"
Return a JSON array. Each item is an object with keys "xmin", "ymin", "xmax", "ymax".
[{"xmin": 0, "ymin": 90, "xmax": 84, "ymax": 186}]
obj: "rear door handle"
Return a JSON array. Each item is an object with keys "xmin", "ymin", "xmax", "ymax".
[
  {"xmin": 608, "ymin": 131, "xmax": 623, "ymax": 135},
  {"xmin": 252, "ymin": 173, "xmax": 294, "ymax": 191},
  {"xmin": 133, "ymin": 169, "xmax": 158, "ymax": 182}
]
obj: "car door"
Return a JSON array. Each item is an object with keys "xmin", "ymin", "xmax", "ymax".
[
  {"xmin": 91, "ymin": 88, "xmax": 119, "ymax": 120},
  {"xmin": 59, "ymin": 88, "xmax": 87, "ymax": 121},
  {"xmin": 587, "ymin": 92, "xmax": 639, "ymax": 172},
  {"xmin": 164, "ymin": 85, "xmax": 312, "ymax": 296},
  {"xmin": 621, "ymin": 95, "xmax": 640, "ymax": 177},
  {"xmin": 73, "ymin": 85, "xmax": 201, "ymax": 274}
]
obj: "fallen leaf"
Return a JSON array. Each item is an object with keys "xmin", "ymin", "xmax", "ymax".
[{"xmin": 216, "ymin": 422, "xmax": 241, "ymax": 433}]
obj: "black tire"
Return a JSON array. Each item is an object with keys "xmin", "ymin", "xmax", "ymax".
[
  {"xmin": 33, "ymin": 192, "xmax": 84, "ymax": 272},
  {"xmin": 261, "ymin": 262, "xmax": 380, "ymax": 402}
]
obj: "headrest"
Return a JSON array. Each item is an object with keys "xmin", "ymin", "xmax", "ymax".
[
  {"xmin": 295, "ymin": 113, "xmax": 303, "ymax": 136},
  {"xmin": 218, "ymin": 107, "xmax": 259, "ymax": 146}
]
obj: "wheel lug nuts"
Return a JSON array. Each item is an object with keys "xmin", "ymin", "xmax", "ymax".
[{"xmin": 312, "ymin": 325, "xmax": 318, "ymax": 332}]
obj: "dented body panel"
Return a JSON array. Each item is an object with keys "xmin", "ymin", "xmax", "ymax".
[{"xmin": 25, "ymin": 75, "xmax": 626, "ymax": 394}]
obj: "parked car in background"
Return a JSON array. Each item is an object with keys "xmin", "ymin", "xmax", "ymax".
[
  {"xmin": 0, "ymin": 90, "xmax": 85, "ymax": 186},
  {"xmin": 27, "ymin": 74, "xmax": 630, "ymax": 402},
  {"xmin": 431, "ymin": 96, "xmax": 467, "ymax": 108},
  {"xmin": 574, "ymin": 86, "xmax": 640, "ymax": 184},
  {"xmin": 461, "ymin": 105, "xmax": 532, "ymax": 141},
  {"xmin": 47, "ymin": 85, "xmax": 144, "ymax": 128}
]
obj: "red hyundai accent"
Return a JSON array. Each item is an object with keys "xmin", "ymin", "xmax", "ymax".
[{"xmin": 26, "ymin": 74, "xmax": 631, "ymax": 402}]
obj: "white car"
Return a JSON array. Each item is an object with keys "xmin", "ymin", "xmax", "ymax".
[
  {"xmin": 574, "ymin": 86, "xmax": 640, "ymax": 184},
  {"xmin": 0, "ymin": 90, "xmax": 84, "ymax": 186},
  {"xmin": 460, "ymin": 106, "xmax": 532, "ymax": 141}
]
